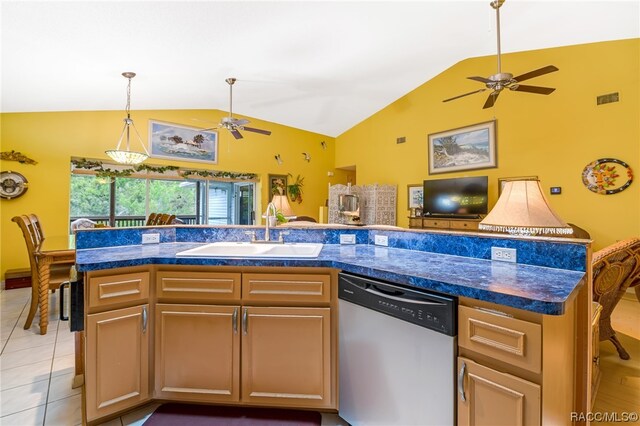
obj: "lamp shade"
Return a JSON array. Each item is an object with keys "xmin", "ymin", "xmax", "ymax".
[
  {"xmin": 271, "ymin": 194, "xmax": 295, "ymax": 217},
  {"xmin": 479, "ymin": 180, "xmax": 573, "ymax": 236}
]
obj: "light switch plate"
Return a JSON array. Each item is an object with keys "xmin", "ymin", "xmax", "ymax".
[
  {"xmin": 142, "ymin": 233, "xmax": 160, "ymax": 244},
  {"xmin": 374, "ymin": 235, "xmax": 389, "ymax": 247},
  {"xmin": 340, "ymin": 234, "xmax": 356, "ymax": 245},
  {"xmin": 491, "ymin": 247, "xmax": 516, "ymax": 263}
]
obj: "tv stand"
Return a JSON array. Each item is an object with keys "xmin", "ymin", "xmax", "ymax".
[
  {"xmin": 423, "ymin": 214, "xmax": 482, "ymax": 220},
  {"xmin": 408, "ymin": 216, "xmax": 483, "ymax": 232}
]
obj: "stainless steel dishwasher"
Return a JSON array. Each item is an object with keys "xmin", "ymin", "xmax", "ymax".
[{"xmin": 338, "ymin": 272, "xmax": 457, "ymax": 425}]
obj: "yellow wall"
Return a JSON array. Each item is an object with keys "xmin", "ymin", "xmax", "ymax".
[
  {"xmin": 2, "ymin": 39, "xmax": 638, "ymax": 278},
  {"xmin": 1, "ymin": 110, "xmax": 344, "ymax": 277},
  {"xmin": 336, "ymin": 39, "xmax": 640, "ymax": 250}
]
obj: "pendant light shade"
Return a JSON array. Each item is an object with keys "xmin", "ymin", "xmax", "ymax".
[
  {"xmin": 105, "ymin": 72, "xmax": 149, "ymax": 165},
  {"xmin": 479, "ymin": 180, "xmax": 573, "ymax": 236}
]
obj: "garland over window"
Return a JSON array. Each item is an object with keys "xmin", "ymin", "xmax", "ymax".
[{"xmin": 71, "ymin": 158, "xmax": 257, "ymax": 182}]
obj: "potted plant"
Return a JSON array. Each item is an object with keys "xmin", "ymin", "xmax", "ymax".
[{"xmin": 287, "ymin": 174, "xmax": 304, "ymax": 203}]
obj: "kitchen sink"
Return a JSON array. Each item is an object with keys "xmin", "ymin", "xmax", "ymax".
[{"xmin": 176, "ymin": 242, "xmax": 324, "ymax": 258}]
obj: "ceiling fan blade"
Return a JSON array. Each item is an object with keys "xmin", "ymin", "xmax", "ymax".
[
  {"xmin": 232, "ymin": 118, "xmax": 250, "ymax": 126},
  {"xmin": 467, "ymin": 76, "xmax": 493, "ymax": 84},
  {"xmin": 483, "ymin": 92, "xmax": 500, "ymax": 109},
  {"xmin": 230, "ymin": 129, "xmax": 243, "ymax": 139},
  {"xmin": 511, "ymin": 84, "xmax": 556, "ymax": 95},
  {"xmin": 242, "ymin": 126, "xmax": 272, "ymax": 136},
  {"xmin": 443, "ymin": 88, "xmax": 487, "ymax": 103},
  {"xmin": 198, "ymin": 126, "xmax": 218, "ymax": 132},
  {"xmin": 512, "ymin": 65, "xmax": 559, "ymax": 82}
]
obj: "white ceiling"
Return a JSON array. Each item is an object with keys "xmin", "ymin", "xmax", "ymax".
[{"xmin": 1, "ymin": 1, "xmax": 638, "ymax": 137}]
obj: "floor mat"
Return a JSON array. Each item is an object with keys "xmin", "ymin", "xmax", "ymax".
[{"xmin": 142, "ymin": 403, "xmax": 322, "ymax": 426}]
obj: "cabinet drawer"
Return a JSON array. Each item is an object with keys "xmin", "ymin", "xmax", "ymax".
[
  {"xmin": 423, "ymin": 219, "xmax": 450, "ymax": 228},
  {"xmin": 157, "ymin": 271, "xmax": 241, "ymax": 302},
  {"xmin": 89, "ymin": 272, "xmax": 149, "ymax": 309},
  {"xmin": 450, "ymin": 220, "xmax": 479, "ymax": 231},
  {"xmin": 459, "ymin": 305, "xmax": 541, "ymax": 373},
  {"xmin": 409, "ymin": 218, "xmax": 423, "ymax": 228},
  {"xmin": 242, "ymin": 273, "xmax": 330, "ymax": 303}
]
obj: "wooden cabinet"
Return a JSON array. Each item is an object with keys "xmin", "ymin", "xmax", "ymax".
[
  {"xmin": 457, "ymin": 298, "xmax": 576, "ymax": 426},
  {"xmin": 241, "ymin": 306, "xmax": 331, "ymax": 408},
  {"xmin": 85, "ymin": 304, "xmax": 150, "ymax": 422},
  {"xmin": 84, "ymin": 266, "xmax": 336, "ymax": 422},
  {"xmin": 153, "ymin": 269, "xmax": 336, "ymax": 411},
  {"xmin": 155, "ymin": 304, "xmax": 240, "ymax": 402},
  {"xmin": 408, "ymin": 217, "xmax": 481, "ymax": 231},
  {"xmin": 457, "ymin": 357, "xmax": 541, "ymax": 426}
]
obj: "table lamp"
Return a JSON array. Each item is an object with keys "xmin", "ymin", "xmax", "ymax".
[
  {"xmin": 271, "ymin": 194, "xmax": 295, "ymax": 218},
  {"xmin": 479, "ymin": 179, "xmax": 573, "ymax": 236}
]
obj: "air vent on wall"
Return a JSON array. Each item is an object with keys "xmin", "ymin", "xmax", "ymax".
[{"xmin": 597, "ymin": 92, "xmax": 619, "ymax": 105}]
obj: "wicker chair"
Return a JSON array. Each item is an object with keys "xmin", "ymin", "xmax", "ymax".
[{"xmin": 592, "ymin": 238, "xmax": 640, "ymax": 360}]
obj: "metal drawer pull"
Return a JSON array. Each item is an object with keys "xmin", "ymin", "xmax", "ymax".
[
  {"xmin": 142, "ymin": 306, "xmax": 148, "ymax": 333},
  {"xmin": 458, "ymin": 361, "xmax": 467, "ymax": 402},
  {"xmin": 242, "ymin": 308, "xmax": 248, "ymax": 335},
  {"xmin": 233, "ymin": 308, "xmax": 238, "ymax": 334}
]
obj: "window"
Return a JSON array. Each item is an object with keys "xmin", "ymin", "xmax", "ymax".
[{"xmin": 70, "ymin": 169, "xmax": 254, "ymax": 227}]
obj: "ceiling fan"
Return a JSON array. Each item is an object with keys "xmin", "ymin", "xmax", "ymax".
[
  {"xmin": 205, "ymin": 78, "xmax": 272, "ymax": 139},
  {"xmin": 443, "ymin": 0, "xmax": 559, "ymax": 109}
]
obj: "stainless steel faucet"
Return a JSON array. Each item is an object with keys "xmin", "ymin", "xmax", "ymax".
[{"xmin": 264, "ymin": 202, "xmax": 278, "ymax": 242}]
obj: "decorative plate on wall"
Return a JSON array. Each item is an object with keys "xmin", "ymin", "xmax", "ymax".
[
  {"xmin": 0, "ymin": 171, "xmax": 29, "ymax": 199},
  {"xmin": 582, "ymin": 158, "xmax": 633, "ymax": 195}
]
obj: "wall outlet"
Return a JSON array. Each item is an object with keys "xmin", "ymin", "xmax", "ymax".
[
  {"xmin": 340, "ymin": 234, "xmax": 356, "ymax": 245},
  {"xmin": 142, "ymin": 233, "xmax": 160, "ymax": 244},
  {"xmin": 374, "ymin": 235, "xmax": 389, "ymax": 247},
  {"xmin": 491, "ymin": 247, "xmax": 517, "ymax": 263}
]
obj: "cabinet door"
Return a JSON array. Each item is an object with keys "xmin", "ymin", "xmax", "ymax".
[
  {"xmin": 241, "ymin": 306, "xmax": 331, "ymax": 408},
  {"xmin": 155, "ymin": 304, "xmax": 240, "ymax": 402},
  {"xmin": 457, "ymin": 357, "xmax": 541, "ymax": 426},
  {"xmin": 86, "ymin": 305, "xmax": 149, "ymax": 422}
]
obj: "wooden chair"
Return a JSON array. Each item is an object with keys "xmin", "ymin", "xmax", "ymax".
[
  {"xmin": 592, "ymin": 237, "xmax": 640, "ymax": 359},
  {"xmin": 12, "ymin": 214, "xmax": 75, "ymax": 331},
  {"xmin": 146, "ymin": 213, "xmax": 176, "ymax": 226}
]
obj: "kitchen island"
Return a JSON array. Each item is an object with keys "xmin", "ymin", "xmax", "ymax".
[{"xmin": 74, "ymin": 225, "xmax": 592, "ymax": 425}]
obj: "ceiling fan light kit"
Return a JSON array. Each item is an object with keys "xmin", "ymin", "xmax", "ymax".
[
  {"xmin": 443, "ymin": 0, "xmax": 559, "ymax": 109},
  {"xmin": 105, "ymin": 72, "xmax": 150, "ymax": 165}
]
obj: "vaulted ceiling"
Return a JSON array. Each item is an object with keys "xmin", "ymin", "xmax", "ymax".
[{"xmin": 1, "ymin": 1, "xmax": 638, "ymax": 136}]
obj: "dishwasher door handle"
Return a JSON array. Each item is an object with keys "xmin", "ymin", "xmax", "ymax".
[{"xmin": 458, "ymin": 361, "xmax": 467, "ymax": 402}]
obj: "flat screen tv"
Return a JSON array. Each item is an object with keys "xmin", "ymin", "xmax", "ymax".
[{"xmin": 422, "ymin": 176, "xmax": 488, "ymax": 217}]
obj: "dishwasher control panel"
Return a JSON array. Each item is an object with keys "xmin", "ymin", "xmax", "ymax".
[{"xmin": 339, "ymin": 272, "xmax": 456, "ymax": 336}]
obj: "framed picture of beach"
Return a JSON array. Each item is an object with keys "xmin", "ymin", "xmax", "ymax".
[
  {"xmin": 148, "ymin": 120, "xmax": 218, "ymax": 164},
  {"xmin": 428, "ymin": 120, "xmax": 496, "ymax": 174}
]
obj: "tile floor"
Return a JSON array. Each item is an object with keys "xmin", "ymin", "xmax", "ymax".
[{"xmin": 0, "ymin": 287, "xmax": 348, "ymax": 425}]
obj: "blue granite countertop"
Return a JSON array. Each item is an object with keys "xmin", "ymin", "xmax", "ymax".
[{"xmin": 76, "ymin": 242, "xmax": 585, "ymax": 315}]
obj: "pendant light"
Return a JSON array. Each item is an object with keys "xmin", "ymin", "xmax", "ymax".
[{"xmin": 105, "ymin": 72, "xmax": 149, "ymax": 165}]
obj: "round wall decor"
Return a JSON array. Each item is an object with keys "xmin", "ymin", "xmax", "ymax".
[
  {"xmin": 582, "ymin": 158, "xmax": 633, "ymax": 195},
  {"xmin": 0, "ymin": 171, "xmax": 29, "ymax": 199}
]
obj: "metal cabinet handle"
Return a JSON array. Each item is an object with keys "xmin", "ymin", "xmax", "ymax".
[
  {"xmin": 242, "ymin": 308, "xmax": 248, "ymax": 335},
  {"xmin": 458, "ymin": 361, "xmax": 467, "ymax": 402},
  {"xmin": 233, "ymin": 308, "xmax": 238, "ymax": 334},
  {"xmin": 142, "ymin": 306, "xmax": 148, "ymax": 333}
]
